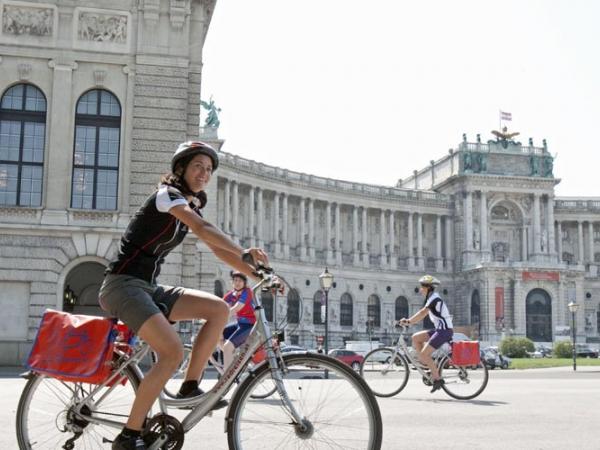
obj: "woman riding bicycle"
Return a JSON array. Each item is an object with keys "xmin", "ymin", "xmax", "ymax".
[
  {"xmin": 399, "ymin": 275, "xmax": 453, "ymax": 393},
  {"xmin": 98, "ymin": 141, "xmax": 268, "ymax": 450},
  {"xmin": 221, "ymin": 270, "xmax": 256, "ymax": 369}
]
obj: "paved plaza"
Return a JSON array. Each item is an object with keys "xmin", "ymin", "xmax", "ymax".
[{"xmin": 1, "ymin": 366, "xmax": 598, "ymax": 449}]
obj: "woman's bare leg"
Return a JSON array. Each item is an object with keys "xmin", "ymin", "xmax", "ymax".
[{"xmin": 169, "ymin": 289, "xmax": 229, "ymax": 382}]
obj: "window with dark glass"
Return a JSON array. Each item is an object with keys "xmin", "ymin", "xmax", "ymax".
[
  {"xmin": 367, "ymin": 294, "xmax": 381, "ymax": 327},
  {"xmin": 287, "ymin": 289, "xmax": 300, "ymax": 324},
  {"xmin": 0, "ymin": 84, "xmax": 46, "ymax": 207},
  {"xmin": 71, "ymin": 89, "xmax": 121, "ymax": 210},
  {"xmin": 313, "ymin": 291, "xmax": 323, "ymax": 325},
  {"xmin": 395, "ymin": 296, "xmax": 409, "ymax": 320},
  {"xmin": 340, "ymin": 293, "xmax": 353, "ymax": 326}
]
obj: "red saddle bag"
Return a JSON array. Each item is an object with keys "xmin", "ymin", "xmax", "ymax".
[
  {"xmin": 27, "ymin": 309, "xmax": 118, "ymax": 384},
  {"xmin": 451, "ymin": 341, "xmax": 480, "ymax": 366}
]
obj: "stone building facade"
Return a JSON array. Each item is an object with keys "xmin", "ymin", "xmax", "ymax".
[{"xmin": 1, "ymin": 0, "xmax": 599, "ymax": 365}]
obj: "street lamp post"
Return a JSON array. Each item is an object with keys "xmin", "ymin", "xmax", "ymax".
[
  {"xmin": 319, "ymin": 267, "xmax": 334, "ymax": 355},
  {"xmin": 568, "ymin": 301, "xmax": 579, "ymax": 371}
]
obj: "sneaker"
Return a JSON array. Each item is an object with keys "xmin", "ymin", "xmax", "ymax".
[
  {"xmin": 430, "ymin": 378, "xmax": 445, "ymax": 393},
  {"xmin": 112, "ymin": 432, "xmax": 146, "ymax": 450},
  {"xmin": 176, "ymin": 387, "xmax": 228, "ymax": 410}
]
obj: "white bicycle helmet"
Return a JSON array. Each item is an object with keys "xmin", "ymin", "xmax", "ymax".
[
  {"xmin": 171, "ymin": 141, "xmax": 218, "ymax": 173},
  {"xmin": 418, "ymin": 275, "xmax": 440, "ymax": 286}
]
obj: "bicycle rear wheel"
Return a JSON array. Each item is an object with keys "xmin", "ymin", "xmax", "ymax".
[
  {"xmin": 227, "ymin": 353, "xmax": 382, "ymax": 450},
  {"xmin": 439, "ymin": 355, "xmax": 489, "ymax": 400},
  {"xmin": 360, "ymin": 348, "xmax": 409, "ymax": 397},
  {"xmin": 16, "ymin": 362, "xmax": 141, "ymax": 449}
]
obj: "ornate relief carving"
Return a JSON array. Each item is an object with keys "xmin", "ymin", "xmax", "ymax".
[
  {"xmin": 2, "ymin": 4, "xmax": 53, "ymax": 36},
  {"xmin": 78, "ymin": 11, "xmax": 127, "ymax": 43},
  {"xmin": 17, "ymin": 62, "xmax": 31, "ymax": 80}
]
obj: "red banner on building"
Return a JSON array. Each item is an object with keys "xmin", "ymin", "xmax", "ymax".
[
  {"xmin": 522, "ymin": 271, "xmax": 560, "ymax": 282},
  {"xmin": 495, "ymin": 287, "xmax": 504, "ymax": 327}
]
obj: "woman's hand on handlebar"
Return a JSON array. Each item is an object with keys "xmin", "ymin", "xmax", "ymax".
[
  {"xmin": 396, "ymin": 318, "xmax": 410, "ymax": 327},
  {"xmin": 242, "ymin": 248, "xmax": 270, "ymax": 271}
]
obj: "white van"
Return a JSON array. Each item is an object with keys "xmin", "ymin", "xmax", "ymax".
[{"xmin": 345, "ymin": 341, "xmax": 384, "ymax": 357}]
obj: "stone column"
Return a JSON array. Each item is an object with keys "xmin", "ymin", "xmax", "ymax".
[
  {"xmin": 248, "ymin": 187, "xmax": 255, "ymax": 247},
  {"xmin": 577, "ymin": 221, "xmax": 584, "ymax": 264},
  {"xmin": 231, "ymin": 182, "xmax": 239, "ymax": 243},
  {"xmin": 335, "ymin": 203, "xmax": 342, "ymax": 265},
  {"xmin": 588, "ymin": 222, "xmax": 594, "ymax": 263},
  {"xmin": 353, "ymin": 206, "xmax": 360, "ymax": 265},
  {"xmin": 416, "ymin": 213, "xmax": 423, "ymax": 268},
  {"xmin": 389, "ymin": 211, "xmax": 396, "ymax": 270},
  {"xmin": 547, "ymin": 196, "xmax": 556, "ymax": 255},
  {"xmin": 308, "ymin": 199, "xmax": 315, "ymax": 260},
  {"xmin": 464, "ymin": 192, "xmax": 473, "ymax": 253},
  {"xmin": 521, "ymin": 226, "xmax": 528, "ymax": 261},
  {"xmin": 274, "ymin": 192, "xmax": 281, "ymax": 256},
  {"xmin": 480, "ymin": 191, "xmax": 488, "ymax": 256},
  {"xmin": 362, "ymin": 207, "xmax": 369, "ymax": 267},
  {"xmin": 256, "ymin": 188, "xmax": 264, "ymax": 248},
  {"xmin": 533, "ymin": 194, "xmax": 541, "ymax": 254},
  {"xmin": 223, "ymin": 179, "xmax": 230, "ymax": 234},
  {"xmin": 436, "ymin": 215, "xmax": 443, "ymax": 271},
  {"xmin": 42, "ymin": 60, "xmax": 77, "ymax": 224},
  {"xmin": 300, "ymin": 198, "xmax": 307, "ymax": 260},
  {"xmin": 556, "ymin": 221, "xmax": 562, "ymax": 263},
  {"xmin": 407, "ymin": 212, "xmax": 415, "ymax": 269},
  {"xmin": 282, "ymin": 194, "xmax": 289, "ymax": 258},
  {"xmin": 445, "ymin": 216, "xmax": 453, "ymax": 271},
  {"xmin": 326, "ymin": 202, "xmax": 333, "ymax": 263},
  {"xmin": 380, "ymin": 209, "xmax": 386, "ymax": 268}
]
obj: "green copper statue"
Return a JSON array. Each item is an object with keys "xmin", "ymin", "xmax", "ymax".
[{"xmin": 200, "ymin": 97, "xmax": 221, "ymax": 128}]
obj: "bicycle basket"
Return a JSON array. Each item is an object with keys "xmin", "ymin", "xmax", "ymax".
[
  {"xmin": 27, "ymin": 309, "xmax": 119, "ymax": 384},
  {"xmin": 451, "ymin": 341, "xmax": 480, "ymax": 366}
]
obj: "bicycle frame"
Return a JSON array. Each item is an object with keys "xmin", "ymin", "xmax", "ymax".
[
  {"xmin": 69, "ymin": 273, "xmax": 305, "ymax": 448},
  {"xmin": 387, "ymin": 326, "xmax": 448, "ymax": 380}
]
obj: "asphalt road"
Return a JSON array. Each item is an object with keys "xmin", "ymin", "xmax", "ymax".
[{"xmin": 2, "ymin": 366, "xmax": 598, "ymax": 449}]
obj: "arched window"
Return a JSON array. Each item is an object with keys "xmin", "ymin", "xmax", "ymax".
[
  {"xmin": 367, "ymin": 294, "xmax": 381, "ymax": 328},
  {"xmin": 0, "ymin": 83, "xmax": 46, "ymax": 206},
  {"xmin": 471, "ymin": 290, "xmax": 481, "ymax": 336},
  {"xmin": 340, "ymin": 293, "xmax": 353, "ymax": 326},
  {"xmin": 313, "ymin": 291, "xmax": 323, "ymax": 325},
  {"xmin": 287, "ymin": 289, "xmax": 300, "ymax": 324},
  {"xmin": 526, "ymin": 289, "xmax": 552, "ymax": 342},
  {"xmin": 71, "ymin": 89, "xmax": 121, "ymax": 210},
  {"xmin": 262, "ymin": 291, "xmax": 273, "ymax": 322},
  {"xmin": 63, "ymin": 261, "xmax": 106, "ymax": 315},
  {"xmin": 214, "ymin": 280, "xmax": 224, "ymax": 298},
  {"xmin": 395, "ymin": 296, "xmax": 409, "ymax": 320}
]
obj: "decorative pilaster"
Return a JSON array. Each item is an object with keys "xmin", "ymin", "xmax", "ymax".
[
  {"xmin": 282, "ymin": 194, "xmax": 289, "ymax": 258},
  {"xmin": 326, "ymin": 202, "xmax": 333, "ymax": 263},
  {"xmin": 248, "ymin": 187, "xmax": 255, "ymax": 247},
  {"xmin": 556, "ymin": 221, "xmax": 562, "ymax": 263},
  {"xmin": 223, "ymin": 179, "xmax": 230, "ymax": 233},
  {"xmin": 353, "ymin": 206, "xmax": 360, "ymax": 265},
  {"xmin": 480, "ymin": 191, "xmax": 489, "ymax": 260},
  {"xmin": 389, "ymin": 211, "xmax": 396, "ymax": 270},
  {"xmin": 547, "ymin": 196, "xmax": 556, "ymax": 255},
  {"xmin": 588, "ymin": 222, "xmax": 594, "ymax": 264},
  {"xmin": 407, "ymin": 212, "xmax": 415, "ymax": 269},
  {"xmin": 308, "ymin": 199, "xmax": 315, "ymax": 260},
  {"xmin": 380, "ymin": 209, "xmax": 386, "ymax": 268},
  {"xmin": 445, "ymin": 216, "xmax": 453, "ymax": 271},
  {"xmin": 274, "ymin": 192, "xmax": 281, "ymax": 257},
  {"xmin": 300, "ymin": 198, "xmax": 307, "ymax": 261},
  {"xmin": 361, "ymin": 207, "xmax": 369, "ymax": 268},
  {"xmin": 577, "ymin": 221, "xmax": 584, "ymax": 264},
  {"xmin": 436, "ymin": 215, "xmax": 443, "ymax": 271},
  {"xmin": 416, "ymin": 213, "xmax": 423, "ymax": 269},
  {"xmin": 256, "ymin": 188, "xmax": 264, "ymax": 248},
  {"xmin": 335, "ymin": 203, "xmax": 342, "ymax": 265},
  {"xmin": 533, "ymin": 194, "xmax": 541, "ymax": 255},
  {"xmin": 231, "ymin": 182, "xmax": 239, "ymax": 243}
]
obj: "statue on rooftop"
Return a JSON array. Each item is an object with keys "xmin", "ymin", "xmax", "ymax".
[
  {"xmin": 491, "ymin": 126, "xmax": 520, "ymax": 149},
  {"xmin": 200, "ymin": 96, "xmax": 221, "ymax": 128}
]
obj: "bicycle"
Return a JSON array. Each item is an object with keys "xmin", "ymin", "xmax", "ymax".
[
  {"xmin": 17, "ymin": 258, "xmax": 383, "ymax": 449},
  {"xmin": 360, "ymin": 325, "xmax": 489, "ymax": 400}
]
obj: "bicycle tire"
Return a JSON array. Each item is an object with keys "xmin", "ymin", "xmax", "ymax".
[
  {"xmin": 360, "ymin": 347, "xmax": 410, "ymax": 398},
  {"xmin": 227, "ymin": 353, "xmax": 382, "ymax": 450},
  {"xmin": 439, "ymin": 355, "xmax": 489, "ymax": 400},
  {"xmin": 16, "ymin": 358, "xmax": 142, "ymax": 450}
]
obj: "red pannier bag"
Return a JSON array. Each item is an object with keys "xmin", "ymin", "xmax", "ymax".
[
  {"xmin": 451, "ymin": 341, "xmax": 480, "ymax": 366},
  {"xmin": 27, "ymin": 309, "xmax": 118, "ymax": 384}
]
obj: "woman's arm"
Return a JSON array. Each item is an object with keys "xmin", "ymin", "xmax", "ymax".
[
  {"xmin": 169, "ymin": 204, "xmax": 269, "ymax": 279},
  {"xmin": 401, "ymin": 306, "xmax": 430, "ymax": 326}
]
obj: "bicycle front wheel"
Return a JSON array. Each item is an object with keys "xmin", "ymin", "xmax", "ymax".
[
  {"xmin": 16, "ymin": 364, "xmax": 141, "ymax": 449},
  {"xmin": 360, "ymin": 347, "xmax": 409, "ymax": 397},
  {"xmin": 227, "ymin": 353, "xmax": 382, "ymax": 450},
  {"xmin": 439, "ymin": 355, "xmax": 489, "ymax": 400}
]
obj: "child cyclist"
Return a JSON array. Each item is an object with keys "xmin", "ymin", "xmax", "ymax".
[
  {"xmin": 399, "ymin": 275, "xmax": 453, "ymax": 393},
  {"xmin": 220, "ymin": 270, "xmax": 256, "ymax": 369},
  {"xmin": 99, "ymin": 141, "xmax": 269, "ymax": 450}
]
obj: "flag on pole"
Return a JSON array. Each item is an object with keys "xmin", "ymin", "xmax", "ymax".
[{"xmin": 500, "ymin": 111, "xmax": 512, "ymax": 121}]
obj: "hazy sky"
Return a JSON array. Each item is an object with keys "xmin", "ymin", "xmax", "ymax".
[{"xmin": 201, "ymin": 1, "xmax": 600, "ymax": 197}]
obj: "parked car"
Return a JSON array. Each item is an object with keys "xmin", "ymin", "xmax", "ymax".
[
  {"xmin": 575, "ymin": 344, "xmax": 599, "ymax": 358},
  {"xmin": 481, "ymin": 347, "xmax": 511, "ymax": 369},
  {"xmin": 280, "ymin": 345, "xmax": 307, "ymax": 354},
  {"xmin": 328, "ymin": 349, "xmax": 364, "ymax": 370},
  {"xmin": 530, "ymin": 345, "xmax": 553, "ymax": 358}
]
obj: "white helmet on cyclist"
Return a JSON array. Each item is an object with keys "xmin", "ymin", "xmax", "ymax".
[
  {"xmin": 171, "ymin": 141, "xmax": 219, "ymax": 173},
  {"xmin": 418, "ymin": 274, "xmax": 440, "ymax": 287}
]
